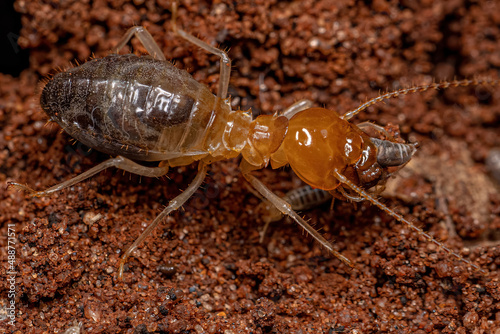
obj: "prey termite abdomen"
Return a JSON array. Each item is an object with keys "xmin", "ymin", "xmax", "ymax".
[{"xmin": 8, "ymin": 3, "xmax": 498, "ymax": 279}]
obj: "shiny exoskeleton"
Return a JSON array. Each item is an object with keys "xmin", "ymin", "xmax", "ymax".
[
  {"xmin": 9, "ymin": 4, "xmax": 498, "ymax": 279},
  {"xmin": 42, "ymin": 54, "xmax": 236, "ymax": 164}
]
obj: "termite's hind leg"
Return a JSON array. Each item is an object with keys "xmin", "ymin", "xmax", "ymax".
[
  {"xmin": 243, "ymin": 171, "xmax": 354, "ymax": 268},
  {"xmin": 114, "ymin": 26, "xmax": 166, "ymax": 61},
  {"xmin": 118, "ymin": 162, "xmax": 208, "ymax": 279},
  {"xmin": 7, "ymin": 156, "xmax": 169, "ymax": 198},
  {"xmin": 171, "ymin": 2, "xmax": 231, "ymax": 99}
]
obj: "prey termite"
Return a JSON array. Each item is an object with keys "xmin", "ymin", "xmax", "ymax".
[{"xmin": 8, "ymin": 3, "xmax": 498, "ymax": 279}]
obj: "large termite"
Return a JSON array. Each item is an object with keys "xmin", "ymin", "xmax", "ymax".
[{"xmin": 8, "ymin": 4, "xmax": 498, "ymax": 279}]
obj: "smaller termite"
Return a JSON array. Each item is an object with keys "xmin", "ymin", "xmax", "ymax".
[{"xmin": 8, "ymin": 3, "xmax": 498, "ymax": 278}]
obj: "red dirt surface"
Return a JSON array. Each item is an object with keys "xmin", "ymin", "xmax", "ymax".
[{"xmin": 1, "ymin": 0, "xmax": 499, "ymax": 333}]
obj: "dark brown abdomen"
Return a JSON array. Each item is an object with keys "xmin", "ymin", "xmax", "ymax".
[{"xmin": 41, "ymin": 54, "xmax": 229, "ymax": 161}]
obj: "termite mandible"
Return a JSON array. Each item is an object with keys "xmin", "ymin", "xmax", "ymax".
[{"xmin": 8, "ymin": 3, "xmax": 498, "ymax": 279}]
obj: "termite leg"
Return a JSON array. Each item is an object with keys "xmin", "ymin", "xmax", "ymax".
[
  {"xmin": 332, "ymin": 169, "xmax": 486, "ymax": 274},
  {"xmin": 7, "ymin": 156, "xmax": 169, "ymax": 197},
  {"xmin": 357, "ymin": 121, "xmax": 392, "ymax": 139},
  {"xmin": 280, "ymin": 99, "xmax": 314, "ymax": 119},
  {"xmin": 261, "ymin": 185, "xmax": 333, "ymax": 223},
  {"xmin": 171, "ymin": 2, "xmax": 231, "ymax": 99},
  {"xmin": 259, "ymin": 185, "xmax": 333, "ymax": 243},
  {"xmin": 338, "ymin": 187, "xmax": 364, "ymax": 202},
  {"xmin": 118, "ymin": 162, "xmax": 208, "ymax": 279},
  {"xmin": 113, "ymin": 26, "xmax": 166, "ymax": 61},
  {"xmin": 243, "ymin": 171, "xmax": 354, "ymax": 268}
]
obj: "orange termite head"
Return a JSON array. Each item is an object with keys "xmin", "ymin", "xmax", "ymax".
[{"xmin": 274, "ymin": 107, "xmax": 385, "ymax": 193}]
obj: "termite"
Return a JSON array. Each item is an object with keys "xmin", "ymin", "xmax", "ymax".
[{"xmin": 8, "ymin": 3, "xmax": 498, "ymax": 279}]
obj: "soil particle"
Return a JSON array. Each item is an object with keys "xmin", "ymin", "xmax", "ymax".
[{"xmin": 1, "ymin": 0, "xmax": 499, "ymax": 333}]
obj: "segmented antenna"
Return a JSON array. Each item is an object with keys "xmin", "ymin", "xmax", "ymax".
[
  {"xmin": 342, "ymin": 79, "xmax": 500, "ymax": 120},
  {"xmin": 333, "ymin": 170, "xmax": 486, "ymax": 274}
]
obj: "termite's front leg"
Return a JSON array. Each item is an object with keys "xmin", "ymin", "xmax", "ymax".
[
  {"xmin": 242, "ymin": 170, "xmax": 354, "ymax": 268},
  {"xmin": 257, "ymin": 185, "xmax": 333, "ymax": 243}
]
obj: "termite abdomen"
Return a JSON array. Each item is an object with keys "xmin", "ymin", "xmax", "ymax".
[
  {"xmin": 41, "ymin": 54, "xmax": 230, "ymax": 162},
  {"xmin": 370, "ymin": 138, "xmax": 417, "ymax": 167},
  {"xmin": 285, "ymin": 185, "xmax": 333, "ymax": 211}
]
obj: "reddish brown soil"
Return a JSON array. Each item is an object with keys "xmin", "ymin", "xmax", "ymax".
[{"xmin": 1, "ymin": 0, "xmax": 499, "ymax": 333}]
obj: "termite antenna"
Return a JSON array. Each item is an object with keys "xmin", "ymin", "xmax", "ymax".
[
  {"xmin": 342, "ymin": 78, "xmax": 500, "ymax": 120},
  {"xmin": 333, "ymin": 169, "xmax": 486, "ymax": 275}
]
